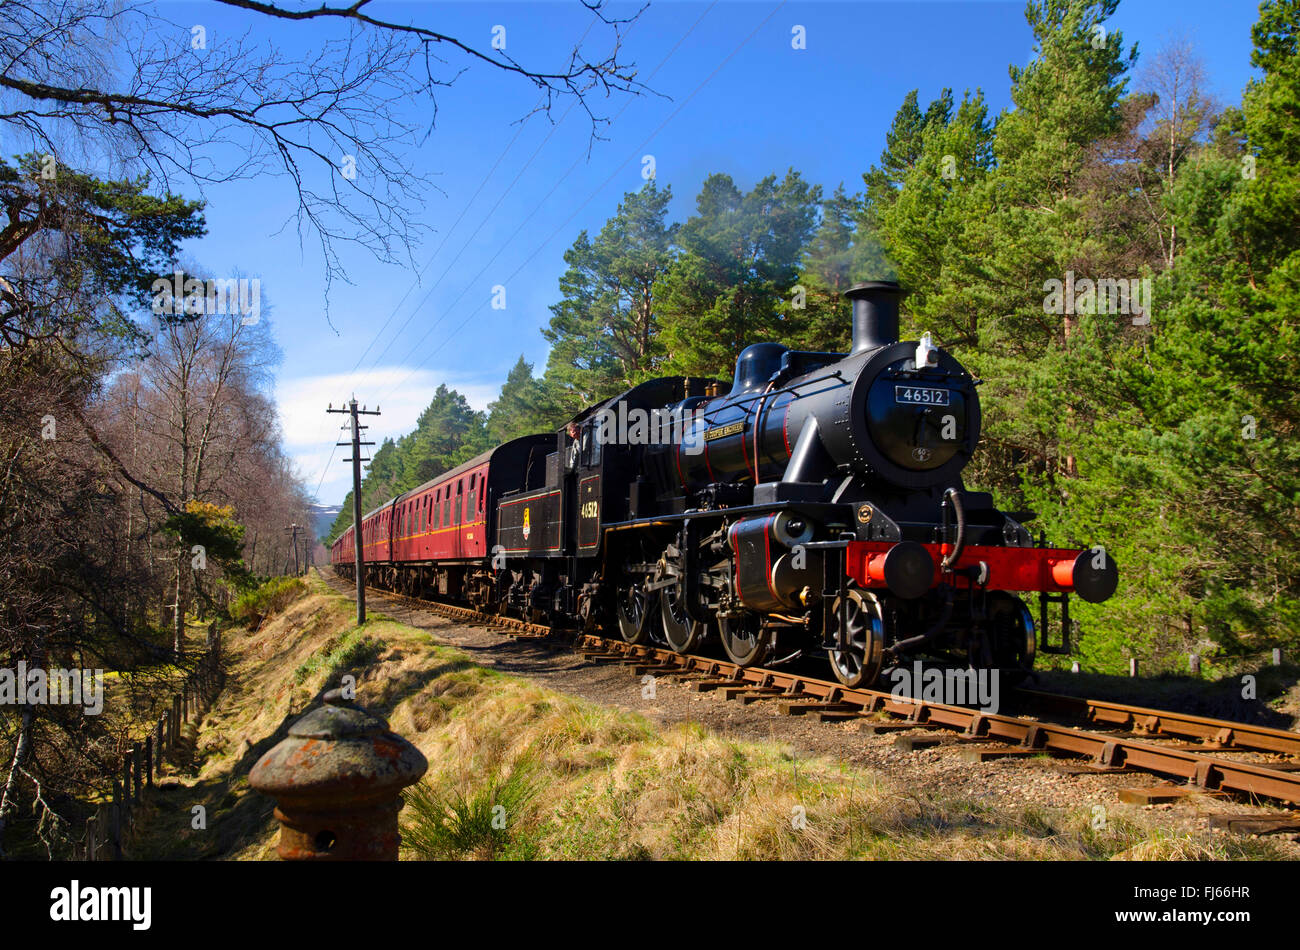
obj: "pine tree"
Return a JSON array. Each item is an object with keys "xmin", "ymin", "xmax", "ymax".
[
  {"xmin": 792, "ymin": 185, "xmax": 891, "ymax": 352},
  {"xmin": 656, "ymin": 170, "xmax": 821, "ymax": 376},
  {"xmin": 325, "ymin": 385, "xmax": 489, "ymax": 541},
  {"xmin": 486, "ymin": 355, "xmax": 568, "ymax": 442},
  {"xmin": 542, "ymin": 182, "xmax": 676, "ymax": 405}
]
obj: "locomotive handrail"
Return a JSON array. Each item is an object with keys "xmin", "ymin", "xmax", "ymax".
[{"xmin": 692, "ymin": 368, "xmax": 849, "ymax": 424}]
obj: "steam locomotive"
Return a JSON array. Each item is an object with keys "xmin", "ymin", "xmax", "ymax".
[{"xmin": 332, "ymin": 281, "xmax": 1116, "ymax": 686}]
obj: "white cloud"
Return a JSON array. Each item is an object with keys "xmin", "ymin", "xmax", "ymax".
[{"xmin": 277, "ymin": 367, "xmax": 501, "ymax": 504}]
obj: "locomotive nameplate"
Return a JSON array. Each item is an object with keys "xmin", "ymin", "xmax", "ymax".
[
  {"xmin": 894, "ymin": 386, "xmax": 949, "ymax": 406},
  {"xmin": 703, "ymin": 421, "xmax": 744, "ymax": 442}
]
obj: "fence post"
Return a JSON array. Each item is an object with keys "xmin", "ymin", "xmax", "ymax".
[
  {"xmin": 85, "ymin": 814, "xmax": 97, "ymax": 861},
  {"xmin": 110, "ymin": 780, "xmax": 123, "ymax": 860},
  {"xmin": 122, "ymin": 752, "xmax": 133, "ymax": 812},
  {"xmin": 1274, "ymin": 648, "xmax": 1283, "ymax": 666},
  {"xmin": 1129, "ymin": 658, "xmax": 1139, "ymax": 678},
  {"xmin": 144, "ymin": 736, "xmax": 153, "ymax": 788},
  {"xmin": 1189, "ymin": 654, "xmax": 1201, "ymax": 675},
  {"xmin": 156, "ymin": 716, "xmax": 166, "ymax": 763},
  {"xmin": 133, "ymin": 745, "xmax": 143, "ymax": 801}
]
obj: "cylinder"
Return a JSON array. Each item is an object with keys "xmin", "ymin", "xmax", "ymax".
[{"xmin": 728, "ymin": 514, "xmax": 817, "ymax": 611}]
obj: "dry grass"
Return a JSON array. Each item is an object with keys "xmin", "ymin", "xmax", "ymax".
[{"xmin": 133, "ymin": 573, "xmax": 1285, "ymax": 861}]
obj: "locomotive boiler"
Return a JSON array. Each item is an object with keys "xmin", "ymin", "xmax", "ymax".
[{"xmin": 334, "ymin": 280, "xmax": 1116, "ymax": 688}]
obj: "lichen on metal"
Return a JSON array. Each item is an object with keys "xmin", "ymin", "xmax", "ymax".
[{"xmin": 250, "ymin": 688, "xmax": 427, "ymax": 860}]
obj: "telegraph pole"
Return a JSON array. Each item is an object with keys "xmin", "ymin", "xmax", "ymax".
[
  {"xmin": 285, "ymin": 523, "xmax": 301, "ymax": 576},
  {"xmin": 327, "ymin": 397, "xmax": 378, "ymax": 624}
]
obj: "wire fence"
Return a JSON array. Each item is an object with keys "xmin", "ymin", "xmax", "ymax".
[{"xmin": 76, "ymin": 624, "xmax": 225, "ymax": 860}]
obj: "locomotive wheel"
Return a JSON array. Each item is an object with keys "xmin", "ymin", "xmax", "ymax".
[
  {"xmin": 718, "ymin": 612, "xmax": 770, "ymax": 667},
  {"xmin": 660, "ymin": 582, "xmax": 709, "ymax": 654},
  {"xmin": 827, "ymin": 589, "xmax": 886, "ymax": 688},
  {"xmin": 617, "ymin": 582, "xmax": 654, "ymax": 645},
  {"xmin": 986, "ymin": 591, "xmax": 1036, "ymax": 684}
]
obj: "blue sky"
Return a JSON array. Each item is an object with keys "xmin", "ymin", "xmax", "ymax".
[{"xmin": 158, "ymin": 0, "xmax": 1265, "ymax": 507}]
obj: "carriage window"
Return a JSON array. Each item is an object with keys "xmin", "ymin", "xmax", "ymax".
[{"xmin": 590, "ymin": 421, "xmax": 602, "ymax": 466}]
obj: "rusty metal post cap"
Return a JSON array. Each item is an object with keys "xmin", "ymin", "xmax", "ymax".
[
  {"xmin": 249, "ymin": 692, "xmax": 427, "ymax": 804},
  {"xmin": 249, "ymin": 690, "xmax": 428, "ymax": 860}
]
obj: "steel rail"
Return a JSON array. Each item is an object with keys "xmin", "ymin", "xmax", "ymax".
[
  {"xmin": 571, "ymin": 635, "xmax": 1300, "ymax": 805},
  {"xmin": 340, "ymin": 574, "xmax": 1300, "ymax": 806},
  {"xmin": 1011, "ymin": 687, "xmax": 1300, "ymax": 756}
]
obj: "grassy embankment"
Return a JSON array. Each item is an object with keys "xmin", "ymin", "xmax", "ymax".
[{"xmin": 129, "ymin": 573, "xmax": 1284, "ymax": 860}]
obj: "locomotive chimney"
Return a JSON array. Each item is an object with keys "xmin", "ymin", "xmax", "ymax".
[{"xmin": 846, "ymin": 281, "xmax": 905, "ymax": 354}]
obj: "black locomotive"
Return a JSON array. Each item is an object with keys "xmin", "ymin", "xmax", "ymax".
[{"xmin": 334, "ymin": 281, "xmax": 1116, "ymax": 687}]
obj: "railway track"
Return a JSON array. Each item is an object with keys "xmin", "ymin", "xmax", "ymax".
[{"xmin": 336, "ymin": 573, "xmax": 1300, "ymax": 808}]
